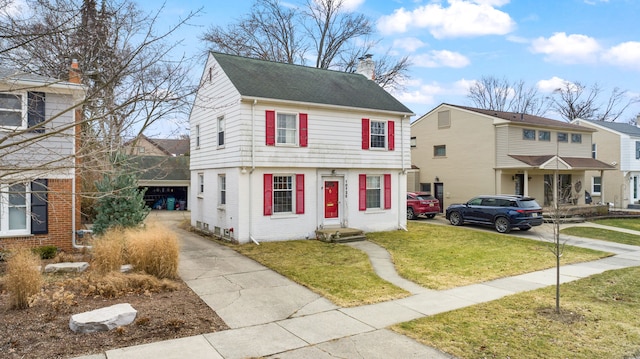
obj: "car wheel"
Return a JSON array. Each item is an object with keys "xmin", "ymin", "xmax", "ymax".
[
  {"xmin": 449, "ymin": 211, "xmax": 463, "ymax": 226},
  {"xmin": 407, "ymin": 207, "xmax": 416, "ymax": 220},
  {"xmin": 426, "ymin": 213, "xmax": 436, "ymax": 219},
  {"xmin": 494, "ymin": 217, "xmax": 511, "ymax": 233}
]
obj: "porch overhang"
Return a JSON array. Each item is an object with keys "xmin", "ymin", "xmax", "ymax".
[{"xmin": 507, "ymin": 155, "xmax": 616, "ymax": 171}]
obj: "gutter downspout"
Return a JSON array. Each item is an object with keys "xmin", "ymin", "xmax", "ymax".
[
  {"xmin": 249, "ymin": 99, "xmax": 259, "ymax": 245},
  {"xmin": 399, "ymin": 115, "xmax": 408, "ymax": 231}
]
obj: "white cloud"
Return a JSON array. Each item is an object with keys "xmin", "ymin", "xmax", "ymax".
[
  {"xmin": 602, "ymin": 41, "xmax": 640, "ymax": 70},
  {"xmin": 530, "ymin": 32, "xmax": 601, "ymax": 64},
  {"xmin": 377, "ymin": 0, "xmax": 515, "ymax": 38},
  {"xmin": 536, "ymin": 76, "xmax": 572, "ymax": 93},
  {"xmin": 342, "ymin": 0, "xmax": 365, "ymax": 11},
  {"xmin": 393, "ymin": 37, "xmax": 427, "ymax": 52},
  {"xmin": 411, "ymin": 50, "xmax": 470, "ymax": 68}
]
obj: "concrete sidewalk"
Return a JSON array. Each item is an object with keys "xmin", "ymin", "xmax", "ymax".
[{"xmin": 74, "ymin": 212, "xmax": 640, "ymax": 359}]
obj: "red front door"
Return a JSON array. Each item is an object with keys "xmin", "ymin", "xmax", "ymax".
[{"xmin": 324, "ymin": 181, "xmax": 339, "ymax": 218}]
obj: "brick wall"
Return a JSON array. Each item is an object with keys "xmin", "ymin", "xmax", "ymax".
[{"xmin": 0, "ymin": 178, "xmax": 77, "ymax": 253}]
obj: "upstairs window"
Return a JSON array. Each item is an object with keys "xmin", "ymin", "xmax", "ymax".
[
  {"xmin": 636, "ymin": 141, "xmax": 640, "ymax": 160},
  {"xmin": 0, "ymin": 92, "xmax": 45, "ymax": 132},
  {"xmin": 538, "ymin": 130, "xmax": 550, "ymax": 141},
  {"xmin": 433, "ymin": 145, "xmax": 446, "ymax": 157},
  {"xmin": 592, "ymin": 143, "xmax": 597, "ymax": 159},
  {"xmin": 361, "ymin": 118, "xmax": 394, "ymax": 150},
  {"xmin": 571, "ymin": 133, "xmax": 582, "ymax": 143},
  {"xmin": 217, "ymin": 116, "xmax": 225, "ymax": 147},
  {"xmin": 523, "ymin": 129, "xmax": 535, "ymax": 140},
  {"xmin": 195, "ymin": 124, "xmax": 200, "ymax": 148},
  {"xmin": 265, "ymin": 111, "xmax": 307, "ymax": 147},
  {"xmin": 557, "ymin": 132, "xmax": 568, "ymax": 142}
]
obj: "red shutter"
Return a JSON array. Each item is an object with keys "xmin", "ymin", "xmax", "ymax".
[
  {"xmin": 296, "ymin": 174, "xmax": 305, "ymax": 214},
  {"xmin": 299, "ymin": 113, "xmax": 308, "ymax": 147},
  {"xmin": 266, "ymin": 110, "xmax": 276, "ymax": 146},
  {"xmin": 361, "ymin": 118, "xmax": 369, "ymax": 149},
  {"xmin": 384, "ymin": 174, "xmax": 392, "ymax": 209},
  {"xmin": 263, "ymin": 174, "xmax": 273, "ymax": 216},
  {"xmin": 388, "ymin": 121, "xmax": 395, "ymax": 151},
  {"xmin": 359, "ymin": 174, "xmax": 367, "ymax": 211}
]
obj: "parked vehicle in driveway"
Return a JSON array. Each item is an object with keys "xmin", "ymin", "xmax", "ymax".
[
  {"xmin": 445, "ymin": 195, "xmax": 543, "ymax": 233},
  {"xmin": 407, "ymin": 192, "xmax": 441, "ymax": 220}
]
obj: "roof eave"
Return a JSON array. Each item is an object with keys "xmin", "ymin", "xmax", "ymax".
[{"xmin": 241, "ymin": 96, "xmax": 415, "ymax": 117}]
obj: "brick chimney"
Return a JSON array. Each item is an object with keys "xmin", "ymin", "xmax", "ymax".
[
  {"xmin": 356, "ymin": 54, "xmax": 375, "ymax": 80},
  {"xmin": 69, "ymin": 59, "xmax": 81, "ymax": 84}
]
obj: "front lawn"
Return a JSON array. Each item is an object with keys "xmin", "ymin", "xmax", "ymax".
[
  {"xmin": 393, "ymin": 267, "xmax": 640, "ymax": 359},
  {"xmin": 368, "ymin": 222, "xmax": 610, "ymax": 290},
  {"xmin": 561, "ymin": 226, "xmax": 640, "ymax": 246},
  {"xmin": 233, "ymin": 240, "xmax": 410, "ymax": 307},
  {"xmin": 593, "ymin": 218, "xmax": 640, "ymax": 231}
]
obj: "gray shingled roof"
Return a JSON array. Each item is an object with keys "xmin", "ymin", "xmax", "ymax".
[
  {"xmin": 146, "ymin": 138, "xmax": 190, "ymax": 156},
  {"xmin": 212, "ymin": 52, "xmax": 413, "ymax": 115},
  {"xmin": 581, "ymin": 119, "xmax": 640, "ymax": 136},
  {"xmin": 451, "ymin": 104, "xmax": 594, "ymax": 132},
  {"xmin": 127, "ymin": 156, "xmax": 190, "ymax": 181},
  {"xmin": 0, "ymin": 67, "xmax": 75, "ymax": 86}
]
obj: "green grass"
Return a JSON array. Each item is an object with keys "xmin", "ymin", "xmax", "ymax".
[
  {"xmin": 593, "ymin": 218, "xmax": 640, "ymax": 231},
  {"xmin": 561, "ymin": 226, "xmax": 640, "ymax": 246},
  {"xmin": 392, "ymin": 267, "xmax": 640, "ymax": 359},
  {"xmin": 367, "ymin": 222, "xmax": 610, "ymax": 290},
  {"xmin": 233, "ymin": 240, "xmax": 410, "ymax": 307}
]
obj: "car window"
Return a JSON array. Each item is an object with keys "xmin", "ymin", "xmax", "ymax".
[
  {"xmin": 481, "ymin": 198, "xmax": 498, "ymax": 206},
  {"xmin": 518, "ymin": 199, "xmax": 541, "ymax": 208},
  {"xmin": 468, "ymin": 198, "xmax": 483, "ymax": 205},
  {"xmin": 416, "ymin": 194, "xmax": 434, "ymax": 200}
]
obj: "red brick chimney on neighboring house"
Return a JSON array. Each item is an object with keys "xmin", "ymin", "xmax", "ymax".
[{"xmin": 69, "ymin": 59, "xmax": 81, "ymax": 84}]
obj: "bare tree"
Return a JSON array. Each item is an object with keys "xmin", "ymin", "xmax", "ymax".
[
  {"xmin": 551, "ymin": 81, "xmax": 640, "ymax": 122},
  {"xmin": 201, "ymin": 0, "xmax": 410, "ymax": 90},
  {"xmin": 1, "ymin": 0, "xmax": 200, "ymax": 219},
  {"xmin": 467, "ymin": 76, "xmax": 551, "ymax": 116}
]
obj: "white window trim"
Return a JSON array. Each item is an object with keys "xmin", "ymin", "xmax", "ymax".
[
  {"xmin": 195, "ymin": 124, "xmax": 201, "ymax": 149},
  {"xmin": 0, "ymin": 182, "xmax": 31, "ymax": 237},
  {"xmin": 592, "ymin": 176, "xmax": 602, "ymax": 196},
  {"xmin": 218, "ymin": 174, "xmax": 226, "ymax": 207},
  {"xmin": 369, "ymin": 120, "xmax": 387, "ymax": 150},
  {"xmin": 197, "ymin": 173, "xmax": 204, "ymax": 197},
  {"xmin": 276, "ymin": 112, "xmax": 298, "ymax": 146},
  {"xmin": 271, "ymin": 174, "xmax": 296, "ymax": 216},
  {"xmin": 365, "ymin": 174, "xmax": 383, "ymax": 211},
  {"xmin": 0, "ymin": 91, "xmax": 28, "ymax": 131}
]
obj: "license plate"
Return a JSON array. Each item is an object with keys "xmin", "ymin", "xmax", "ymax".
[
  {"xmin": 429, "ymin": 204, "xmax": 434, "ymax": 207},
  {"xmin": 531, "ymin": 213, "xmax": 538, "ymax": 217}
]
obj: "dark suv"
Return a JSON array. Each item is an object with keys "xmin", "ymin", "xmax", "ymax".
[
  {"xmin": 445, "ymin": 195, "xmax": 543, "ymax": 233},
  {"xmin": 407, "ymin": 192, "xmax": 441, "ymax": 220}
]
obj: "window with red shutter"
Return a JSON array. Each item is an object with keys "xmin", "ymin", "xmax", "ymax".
[
  {"xmin": 384, "ymin": 174, "xmax": 391, "ymax": 209},
  {"xmin": 296, "ymin": 174, "xmax": 305, "ymax": 214},
  {"xmin": 265, "ymin": 110, "xmax": 275, "ymax": 146},
  {"xmin": 263, "ymin": 174, "xmax": 273, "ymax": 215},
  {"xmin": 299, "ymin": 113, "xmax": 308, "ymax": 147},
  {"xmin": 361, "ymin": 118, "xmax": 369, "ymax": 149},
  {"xmin": 387, "ymin": 121, "xmax": 395, "ymax": 151}
]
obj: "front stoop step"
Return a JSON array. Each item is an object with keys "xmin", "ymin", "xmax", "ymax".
[{"xmin": 316, "ymin": 228, "xmax": 366, "ymax": 243}]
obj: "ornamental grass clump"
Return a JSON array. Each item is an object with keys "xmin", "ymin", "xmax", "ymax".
[
  {"xmin": 5, "ymin": 248, "xmax": 43, "ymax": 309},
  {"xmin": 126, "ymin": 222, "xmax": 179, "ymax": 279},
  {"xmin": 91, "ymin": 228, "xmax": 126, "ymax": 274}
]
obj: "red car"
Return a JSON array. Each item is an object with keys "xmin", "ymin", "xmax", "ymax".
[{"xmin": 407, "ymin": 192, "xmax": 441, "ymax": 220}]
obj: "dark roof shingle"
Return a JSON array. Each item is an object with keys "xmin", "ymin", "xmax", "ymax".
[{"xmin": 212, "ymin": 52, "xmax": 413, "ymax": 115}]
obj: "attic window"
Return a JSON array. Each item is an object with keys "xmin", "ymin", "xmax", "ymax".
[
  {"xmin": 523, "ymin": 129, "xmax": 535, "ymax": 140},
  {"xmin": 571, "ymin": 133, "xmax": 582, "ymax": 143},
  {"xmin": 437, "ymin": 110, "xmax": 450, "ymax": 128}
]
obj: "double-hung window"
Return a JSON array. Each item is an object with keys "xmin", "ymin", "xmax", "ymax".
[
  {"xmin": 592, "ymin": 176, "xmax": 602, "ymax": 195},
  {"xmin": 218, "ymin": 174, "xmax": 226, "ymax": 205},
  {"xmin": 265, "ymin": 110, "xmax": 308, "ymax": 147},
  {"xmin": 0, "ymin": 183, "xmax": 30, "ymax": 236},
  {"xmin": 0, "ymin": 92, "xmax": 45, "ymax": 132},
  {"xmin": 277, "ymin": 113, "xmax": 297, "ymax": 145},
  {"xmin": 361, "ymin": 118, "xmax": 395, "ymax": 150},
  {"xmin": 198, "ymin": 173, "xmax": 204, "ymax": 195},
  {"xmin": 263, "ymin": 174, "xmax": 305, "ymax": 215},
  {"xmin": 359, "ymin": 174, "xmax": 391, "ymax": 210}
]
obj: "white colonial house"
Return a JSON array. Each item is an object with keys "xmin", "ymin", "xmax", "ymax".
[
  {"xmin": 572, "ymin": 119, "xmax": 640, "ymax": 208},
  {"xmin": 189, "ymin": 52, "xmax": 414, "ymax": 243}
]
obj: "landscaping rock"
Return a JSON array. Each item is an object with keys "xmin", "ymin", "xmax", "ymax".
[
  {"xmin": 120, "ymin": 264, "xmax": 133, "ymax": 273},
  {"xmin": 69, "ymin": 303, "xmax": 137, "ymax": 333},
  {"xmin": 44, "ymin": 262, "xmax": 89, "ymax": 273}
]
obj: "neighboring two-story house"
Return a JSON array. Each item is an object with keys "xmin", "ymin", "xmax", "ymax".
[
  {"xmin": 189, "ymin": 52, "xmax": 414, "ymax": 243},
  {"xmin": 410, "ymin": 104, "xmax": 614, "ymax": 209},
  {"xmin": 0, "ymin": 64, "xmax": 85, "ymax": 252},
  {"xmin": 572, "ymin": 119, "xmax": 640, "ymax": 208}
]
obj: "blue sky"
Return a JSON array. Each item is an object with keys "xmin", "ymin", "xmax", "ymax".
[{"xmin": 142, "ymin": 0, "xmax": 640, "ymax": 129}]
